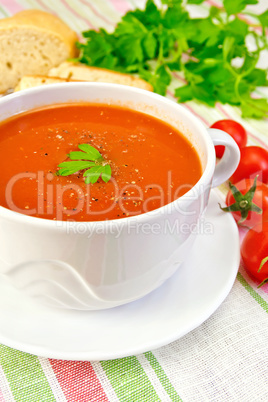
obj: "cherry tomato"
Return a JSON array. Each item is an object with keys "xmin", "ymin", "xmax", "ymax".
[
  {"xmin": 230, "ymin": 146, "xmax": 268, "ymax": 184},
  {"xmin": 225, "ymin": 178, "xmax": 268, "ymax": 227},
  {"xmin": 210, "ymin": 119, "xmax": 247, "ymax": 158},
  {"xmin": 241, "ymin": 221, "xmax": 268, "ymax": 286}
]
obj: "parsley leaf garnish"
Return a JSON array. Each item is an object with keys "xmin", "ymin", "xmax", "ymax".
[
  {"xmin": 57, "ymin": 144, "xmax": 112, "ymax": 184},
  {"xmin": 74, "ymin": 0, "xmax": 268, "ymax": 118}
]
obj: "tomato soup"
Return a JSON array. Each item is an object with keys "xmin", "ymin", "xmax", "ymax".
[{"xmin": 0, "ymin": 104, "xmax": 202, "ymax": 221}]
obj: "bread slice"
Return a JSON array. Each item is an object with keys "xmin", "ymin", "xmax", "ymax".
[
  {"xmin": 14, "ymin": 75, "xmax": 81, "ymax": 91},
  {"xmin": 48, "ymin": 62, "xmax": 153, "ymax": 91},
  {"xmin": 0, "ymin": 10, "xmax": 78, "ymax": 93}
]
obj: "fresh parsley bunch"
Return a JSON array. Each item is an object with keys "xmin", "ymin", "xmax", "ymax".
[{"xmin": 75, "ymin": 0, "xmax": 268, "ymax": 118}]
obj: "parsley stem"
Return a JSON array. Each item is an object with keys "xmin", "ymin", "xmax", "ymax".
[
  {"xmin": 234, "ymin": 75, "xmax": 245, "ymax": 106},
  {"xmin": 130, "ymin": 16, "xmax": 148, "ymax": 34},
  {"xmin": 156, "ymin": 35, "xmax": 164, "ymax": 70},
  {"xmin": 243, "ymin": 11, "xmax": 262, "ymax": 19}
]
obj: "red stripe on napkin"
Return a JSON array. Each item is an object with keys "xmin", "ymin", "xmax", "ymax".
[
  {"xmin": 49, "ymin": 360, "xmax": 109, "ymax": 402},
  {"xmin": 60, "ymin": 0, "xmax": 96, "ymax": 29},
  {"xmin": 108, "ymin": 0, "xmax": 131, "ymax": 14},
  {"xmin": 0, "ymin": 390, "xmax": 5, "ymax": 402},
  {"xmin": 0, "ymin": 0, "xmax": 24, "ymax": 14}
]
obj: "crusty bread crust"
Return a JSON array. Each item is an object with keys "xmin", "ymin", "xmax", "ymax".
[
  {"xmin": 15, "ymin": 69, "xmax": 153, "ymax": 93},
  {"xmin": 48, "ymin": 62, "xmax": 153, "ymax": 91},
  {"xmin": 14, "ymin": 75, "xmax": 82, "ymax": 91},
  {"xmin": 0, "ymin": 10, "xmax": 78, "ymax": 57}
]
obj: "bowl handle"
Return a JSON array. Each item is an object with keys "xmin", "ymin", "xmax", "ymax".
[{"xmin": 208, "ymin": 128, "xmax": 240, "ymax": 188}]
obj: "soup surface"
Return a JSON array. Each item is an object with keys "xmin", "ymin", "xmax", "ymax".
[{"xmin": 0, "ymin": 103, "xmax": 202, "ymax": 221}]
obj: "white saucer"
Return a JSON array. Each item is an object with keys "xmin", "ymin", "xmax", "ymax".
[{"xmin": 0, "ymin": 190, "xmax": 240, "ymax": 361}]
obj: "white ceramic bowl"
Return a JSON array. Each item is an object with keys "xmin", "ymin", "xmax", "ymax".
[{"xmin": 0, "ymin": 83, "xmax": 240, "ymax": 309}]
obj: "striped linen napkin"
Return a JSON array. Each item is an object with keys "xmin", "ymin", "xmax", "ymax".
[{"xmin": 0, "ymin": 1, "xmax": 267, "ymax": 401}]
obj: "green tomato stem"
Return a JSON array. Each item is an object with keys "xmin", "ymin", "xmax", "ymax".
[{"xmin": 258, "ymin": 256, "xmax": 268, "ymax": 273}]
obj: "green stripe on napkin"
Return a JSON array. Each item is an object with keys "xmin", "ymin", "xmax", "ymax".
[
  {"xmin": 237, "ymin": 273, "xmax": 268, "ymax": 313},
  {"xmin": 101, "ymin": 356, "xmax": 161, "ymax": 401},
  {"xmin": 145, "ymin": 352, "xmax": 183, "ymax": 401},
  {"xmin": 0, "ymin": 346, "xmax": 56, "ymax": 402},
  {"xmin": 0, "ymin": 5, "xmax": 8, "ymax": 17}
]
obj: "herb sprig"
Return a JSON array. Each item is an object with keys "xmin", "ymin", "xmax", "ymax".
[
  {"xmin": 75, "ymin": 0, "xmax": 268, "ymax": 118},
  {"xmin": 57, "ymin": 144, "xmax": 112, "ymax": 184}
]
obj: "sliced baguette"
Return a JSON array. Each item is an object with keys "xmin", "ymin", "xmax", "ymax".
[
  {"xmin": 14, "ymin": 75, "xmax": 80, "ymax": 91},
  {"xmin": 48, "ymin": 62, "xmax": 153, "ymax": 91},
  {"xmin": 0, "ymin": 10, "xmax": 78, "ymax": 93}
]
